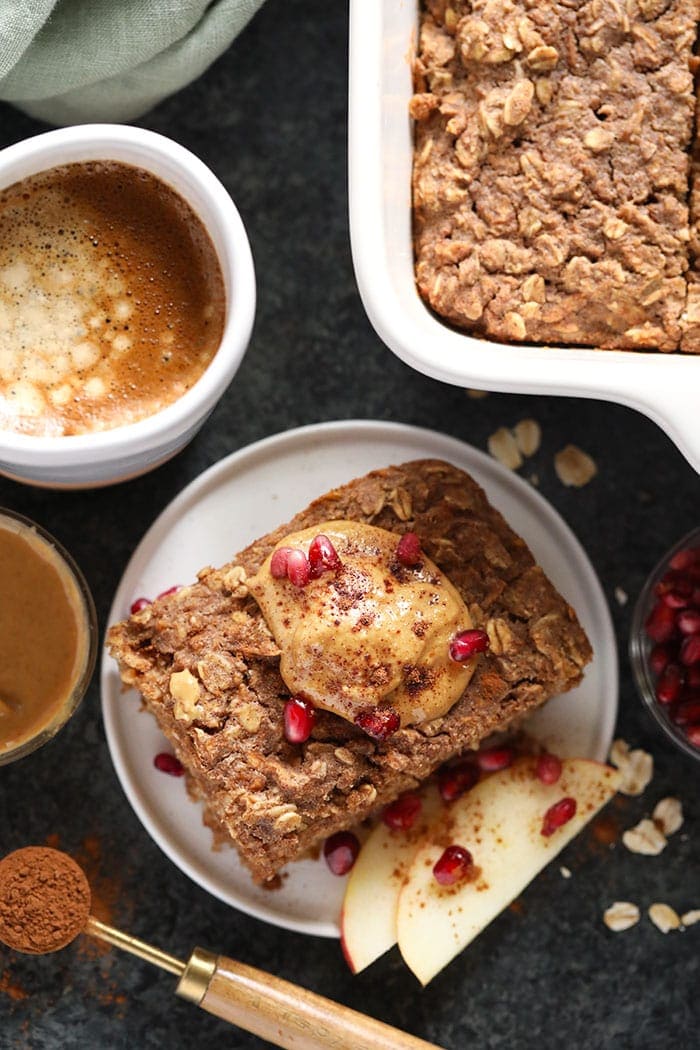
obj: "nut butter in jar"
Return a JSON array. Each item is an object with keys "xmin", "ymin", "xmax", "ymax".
[{"xmin": 0, "ymin": 510, "xmax": 97, "ymax": 765}]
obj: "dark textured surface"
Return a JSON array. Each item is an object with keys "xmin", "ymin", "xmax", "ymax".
[{"xmin": 0, "ymin": 2, "xmax": 698, "ymax": 1048}]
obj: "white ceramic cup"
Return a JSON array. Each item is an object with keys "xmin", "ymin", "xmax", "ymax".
[{"xmin": 0, "ymin": 124, "xmax": 256, "ymax": 488}]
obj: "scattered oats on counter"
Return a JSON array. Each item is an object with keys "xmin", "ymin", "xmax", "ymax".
[
  {"xmin": 528, "ymin": 473, "xmax": 540, "ymax": 487},
  {"xmin": 622, "ymin": 818, "xmax": 667, "ymax": 856},
  {"xmin": 554, "ymin": 444, "xmax": 598, "ymax": 487},
  {"xmin": 681, "ymin": 910, "xmax": 700, "ymax": 927},
  {"xmin": 560, "ymin": 866, "xmax": 572, "ymax": 879},
  {"xmin": 614, "ymin": 587, "xmax": 628, "ymax": 607},
  {"xmin": 513, "ymin": 419, "xmax": 542, "ymax": 457},
  {"xmin": 603, "ymin": 901, "xmax": 641, "ymax": 932},
  {"xmin": 487, "ymin": 426, "xmax": 523, "ymax": 470},
  {"xmin": 648, "ymin": 903, "xmax": 681, "ymax": 934},
  {"xmin": 466, "ymin": 388, "xmax": 490, "ymax": 399},
  {"xmin": 652, "ymin": 797, "xmax": 684, "ymax": 837},
  {"xmin": 609, "ymin": 739, "xmax": 653, "ymax": 796}
]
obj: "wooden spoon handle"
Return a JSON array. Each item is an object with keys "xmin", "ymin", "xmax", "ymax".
[{"xmin": 178, "ymin": 949, "xmax": 444, "ymax": 1050}]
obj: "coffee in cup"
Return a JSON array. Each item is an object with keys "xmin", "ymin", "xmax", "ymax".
[{"xmin": 0, "ymin": 161, "xmax": 226, "ymax": 437}]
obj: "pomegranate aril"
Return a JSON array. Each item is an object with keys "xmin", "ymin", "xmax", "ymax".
[
  {"xmin": 323, "ymin": 831, "xmax": 360, "ymax": 876},
  {"xmin": 270, "ymin": 547, "xmax": 293, "ymax": 579},
  {"xmin": 477, "ymin": 746, "xmax": 514, "ymax": 772},
  {"xmin": 686, "ymin": 724, "xmax": 700, "ymax": 748},
  {"xmin": 649, "ymin": 644, "xmax": 672, "ymax": 676},
  {"xmin": 656, "ymin": 573, "xmax": 692, "ymax": 605},
  {"xmin": 541, "ymin": 797, "xmax": 577, "ymax": 837},
  {"xmin": 655, "ymin": 664, "xmax": 684, "ymax": 705},
  {"xmin": 536, "ymin": 753, "xmax": 562, "ymax": 785},
  {"xmin": 354, "ymin": 706, "xmax": 400, "ymax": 741},
  {"xmin": 677, "ymin": 609, "xmax": 700, "ymax": 636},
  {"xmin": 396, "ymin": 532, "xmax": 422, "ymax": 567},
  {"xmin": 382, "ymin": 793, "xmax": 422, "ymax": 831},
  {"xmin": 283, "ymin": 696, "xmax": 316, "ymax": 743},
  {"xmin": 286, "ymin": 549, "xmax": 311, "ymax": 588},
  {"xmin": 449, "ymin": 629, "xmax": 490, "ymax": 663},
  {"xmin": 438, "ymin": 761, "xmax": 479, "ymax": 802},
  {"xmin": 644, "ymin": 600, "xmax": 677, "ymax": 643},
  {"xmin": 680, "ymin": 635, "xmax": 700, "ymax": 667},
  {"xmin": 433, "ymin": 845, "xmax": 473, "ymax": 887},
  {"xmin": 669, "ymin": 546, "xmax": 700, "ymax": 572},
  {"xmin": 154, "ymin": 752, "xmax": 184, "ymax": 776},
  {"xmin": 308, "ymin": 534, "xmax": 342, "ymax": 578},
  {"xmin": 156, "ymin": 585, "xmax": 181, "ymax": 600},
  {"xmin": 660, "ymin": 587, "xmax": 693, "ymax": 610},
  {"xmin": 687, "ymin": 667, "xmax": 700, "ymax": 689},
  {"xmin": 130, "ymin": 596, "xmax": 151, "ymax": 614},
  {"xmin": 671, "ymin": 697, "xmax": 700, "ymax": 726}
]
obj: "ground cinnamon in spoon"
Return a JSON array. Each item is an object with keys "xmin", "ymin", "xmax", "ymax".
[{"xmin": 0, "ymin": 847, "xmax": 90, "ymax": 954}]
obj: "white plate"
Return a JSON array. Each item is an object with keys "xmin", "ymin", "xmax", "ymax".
[{"xmin": 101, "ymin": 420, "xmax": 618, "ymax": 938}]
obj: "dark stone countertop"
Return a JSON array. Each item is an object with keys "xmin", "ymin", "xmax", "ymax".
[{"xmin": 0, "ymin": 3, "xmax": 698, "ymax": 1048}]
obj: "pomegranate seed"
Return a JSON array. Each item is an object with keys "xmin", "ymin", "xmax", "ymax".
[
  {"xmin": 396, "ymin": 532, "xmax": 422, "ymax": 567},
  {"xmin": 449, "ymin": 629, "xmax": 490, "ymax": 663},
  {"xmin": 130, "ymin": 596, "xmax": 151, "ymax": 614},
  {"xmin": 154, "ymin": 753, "xmax": 184, "ymax": 776},
  {"xmin": 660, "ymin": 587, "xmax": 693, "ymax": 610},
  {"xmin": 382, "ymin": 793, "xmax": 422, "ymax": 831},
  {"xmin": 648, "ymin": 644, "xmax": 672, "ymax": 676},
  {"xmin": 536, "ymin": 753, "xmax": 563, "ymax": 785},
  {"xmin": 541, "ymin": 797, "xmax": 577, "ymax": 837},
  {"xmin": 656, "ymin": 572, "xmax": 693, "ymax": 604},
  {"xmin": 156, "ymin": 585, "xmax": 181, "ymax": 600},
  {"xmin": 669, "ymin": 546, "xmax": 700, "ymax": 571},
  {"xmin": 286, "ymin": 549, "xmax": 311, "ymax": 587},
  {"xmin": 323, "ymin": 832, "xmax": 360, "ymax": 875},
  {"xmin": 354, "ymin": 706, "xmax": 400, "ymax": 741},
  {"xmin": 477, "ymin": 746, "xmax": 514, "ymax": 772},
  {"xmin": 644, "ymin": 601, "xmax": 677, "ymax": 643},
  {"xmin": 671, "ymin": 697, "xmax": 700, "ymax": 726},
  {"xmin": 308, "ymin": 534, "xmax": 342, "ymax": 578},
  {"xmin": 680, "ymin": 635, "xmax": 700, "ymax": 667},
  {"xmin": 270, "ymin": 547, "xmax": 293, "ymax": 579},
  {"xmin": 687, "ymin": 667, "xmax": 700, "ymax": 689},
  {"xmin": 438, "ymin": 761, "xmax": 479, "ymax": 802},
  {"xmin": 655, "ymin": 663, "xmax": 684, "ymax": 705},
  {"xmin": 686, "ymin": 724, "xmax": 700, "ymax": 748},
  {"xmin": 283, "ymin": 696, "xmax": 316, "ymax": 743},
  {"xmin": 432, "ymin": 845, "xmax": 474, "ymax": 887},
  {"xmin": 677, "ymin": 609, "xmax": 700, "ymax": 635}
]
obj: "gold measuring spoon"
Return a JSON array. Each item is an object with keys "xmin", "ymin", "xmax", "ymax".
[{"xmin": 0, "ymin": 847, "xmax": 444, "ymax": 1050}]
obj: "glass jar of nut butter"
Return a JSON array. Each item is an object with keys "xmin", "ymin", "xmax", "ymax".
[{"xmin": 0, "ymin": 510, "xmax": 97, "ymax": 765}]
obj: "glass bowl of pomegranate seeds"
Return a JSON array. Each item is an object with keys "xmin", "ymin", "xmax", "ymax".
[{"xmin": 629, "ymin": 527, "xmax": 700, "ymax": 762}]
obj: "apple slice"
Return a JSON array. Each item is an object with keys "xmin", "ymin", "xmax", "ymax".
[
  {"xmin": 397, "ymin": 757, "xmax": 621, "ymax": 986},
  {"xmin": 340, "ymin": 785, "xmax": 443, "ymax": 974}
]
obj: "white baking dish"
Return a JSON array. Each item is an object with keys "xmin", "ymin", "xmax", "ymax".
[{"xmin": 348, "ymin": 0, "xmax": 700, "ymax": 473}]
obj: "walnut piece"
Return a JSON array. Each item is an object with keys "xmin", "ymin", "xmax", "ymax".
[{"xmin": 169, "ymin": 669, "xmax": 201, "ymax": 723}]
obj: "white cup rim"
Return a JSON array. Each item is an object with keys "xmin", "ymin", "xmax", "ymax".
[{"xmin": 0, "ymin": 124, "xmax": 256, "ymax": 472}]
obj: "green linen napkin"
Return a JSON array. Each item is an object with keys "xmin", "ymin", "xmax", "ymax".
[{"xmin": 0, "ymin": 0, "xmax": 265, "ymax": 125}]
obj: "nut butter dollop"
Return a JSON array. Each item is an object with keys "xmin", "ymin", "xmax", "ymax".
[{"xmin": 247, "ymin": 521, "xmax": 478, "ymax": 727}]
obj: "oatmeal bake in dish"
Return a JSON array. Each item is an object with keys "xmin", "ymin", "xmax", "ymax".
[
  {"xmin": 411, "ymin": 0, "xmax": 700, "ymax": 351},
  {"xmin": 108, "ymin": 460, "xmax": 591, "ymax": 884}
]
